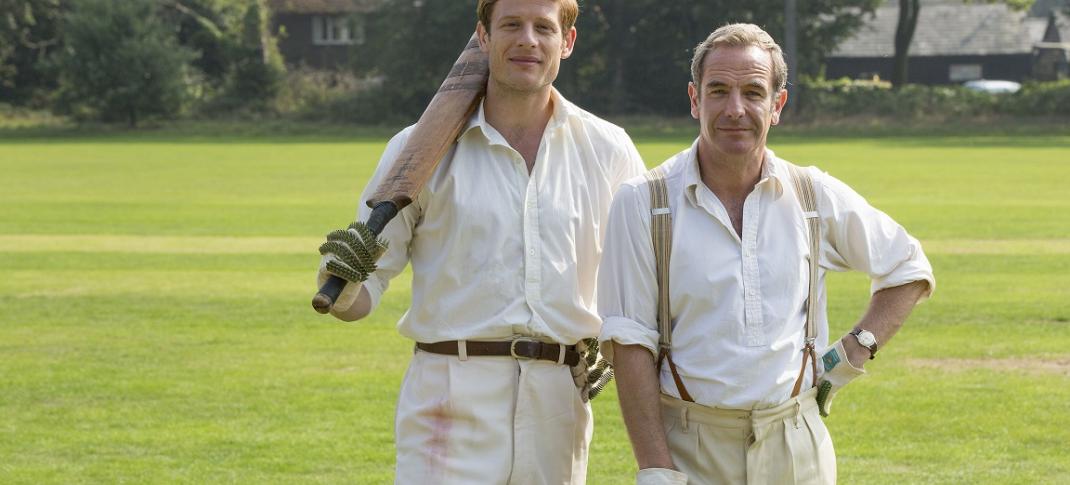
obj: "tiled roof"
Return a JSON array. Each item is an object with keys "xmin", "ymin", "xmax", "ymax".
[
  {"xmin": 832, "ymin": 3, "xmax": 1049, "ymax": 57},
  {"xmin": 266, "ymin": 0, "xmax": 383, "ymax": 14}
]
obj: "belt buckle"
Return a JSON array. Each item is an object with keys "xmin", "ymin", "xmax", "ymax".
[{"xmin": 510, "ymin": 338, "xmax": 539, "ymax": 360}]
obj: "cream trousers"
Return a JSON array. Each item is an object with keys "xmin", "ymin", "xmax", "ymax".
[
  {"xmin": 394, "ymin": 348, "xmax": 592, "ymax": 485},
  {"xmin": 660, "ymin": 388, "xmax": 836, "ymax": 485}
]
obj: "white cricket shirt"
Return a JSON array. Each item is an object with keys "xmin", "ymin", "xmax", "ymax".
[
  {"xmin": 359, "ymin": 90, "xmax": 645, "ymax": 345},
  {"xmin": 598, "ymin": 141, "xmax": 935, "ymax": 409}
]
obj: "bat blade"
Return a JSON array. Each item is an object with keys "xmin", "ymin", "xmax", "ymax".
[
  {"xmin": 314, "ymin": 32, "xmax": 488, "ymax": 314},
  {"xmin": 366, "ymin": 32, "xmax": 489, "ymax": 210}
]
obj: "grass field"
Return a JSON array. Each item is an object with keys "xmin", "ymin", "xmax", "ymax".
[{"xmin": 2, "ymin": 128, "xmax": 1069, "ymax": 484}]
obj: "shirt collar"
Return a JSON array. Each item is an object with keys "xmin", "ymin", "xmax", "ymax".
[
  {"xmin": 683, "ymin": 142, "xmax": 787, "ymax": 207},
  {"xmin": 461, "ymin": 88, "xmax": 574, "ymax": 143}
]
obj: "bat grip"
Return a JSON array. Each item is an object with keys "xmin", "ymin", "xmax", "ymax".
[
  {"xmin": 312, "ymin": 201, "xmax": 400, "ymax": 314},
  {"xmin": 365, "ymin": 201, "xmax": 399, "ymax": 235}
]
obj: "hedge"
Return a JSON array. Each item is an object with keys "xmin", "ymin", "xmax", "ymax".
[{"xmin": 796, "ymin": 78, "xmax": 1070, "ymax": 119}]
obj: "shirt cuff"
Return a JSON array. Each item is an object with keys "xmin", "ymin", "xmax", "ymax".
[
  {"xmin": 362, "ymin": 272, "xmax": 386, "ymax": 313},
  {"xmin": 599, "ymin": 316, "xmax": 661, "ymax": 364},
  {"xmin": 871, "ymin": 241, "xmax": 936, "ymax": 302},
  {"xmin": 872, "ymin": 273, "xmax": 935, "ymax": 303}
]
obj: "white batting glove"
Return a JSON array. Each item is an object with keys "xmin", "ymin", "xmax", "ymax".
[
  {"xmin": 636, "ymin": 467, "xmax": 688, "ymax": 485},
  {"xmin": 816, "ymin": 339, "xmax": 866, "ymax": 417},
  {"xmin": 317, "ymin": 255, "xmax": 364, "ymax": 315}
]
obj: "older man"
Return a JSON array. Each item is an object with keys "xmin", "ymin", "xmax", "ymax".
[
  {"xmin": 598, "ymin": 24, "xmax": 934, "ymax": 485},
  {"xmin": 317, "ymin": 0, "xmax": 644, "ymax": 483}
]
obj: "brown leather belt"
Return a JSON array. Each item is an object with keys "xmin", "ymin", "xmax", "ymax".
[{"xmin": 416, "ymin": 339, "xmax": 580, "ymax": 366}]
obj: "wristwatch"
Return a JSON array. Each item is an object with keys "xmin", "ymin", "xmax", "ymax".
[{"xmin": 850, "ymin": 328, "xmax": 878, "ymax": 359}]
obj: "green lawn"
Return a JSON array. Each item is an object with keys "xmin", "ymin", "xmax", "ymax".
[{"xmin": 2, "ymin": 129, "xmax": 1068, "ymax": 484}]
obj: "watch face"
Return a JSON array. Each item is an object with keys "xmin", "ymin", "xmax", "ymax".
[{"xmin": 856, "ymin": 330, "xmax": 877, "ymax": 348}]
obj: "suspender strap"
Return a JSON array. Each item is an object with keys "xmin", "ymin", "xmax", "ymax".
[
  {"xmin": 786, "ymin": 162, "xmax": 821, "ymax": 398},
  {"xmin": 646, "ymin": 162, "xmax": 820, "ymax": 402},
  {"xmin": 645, "ymin": 166, "xmax": 694, "ymax": 402}
]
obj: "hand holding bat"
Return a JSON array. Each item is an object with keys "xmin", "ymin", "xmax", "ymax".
[{"xmin": 312, "ymin": 31, "xmax": 489, "ymax": 314}]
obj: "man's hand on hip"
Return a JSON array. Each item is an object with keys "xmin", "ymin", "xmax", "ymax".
[{"xmin": 816, "ymin": 338, "xmax": 866, "ymax": 417}]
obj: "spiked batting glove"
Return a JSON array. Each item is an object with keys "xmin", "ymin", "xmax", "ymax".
[
  {"xmin": 316, "ymin": 257, "xmax": 364, "ymax": 314},
  {"xmin": 636, "ymin": 468, "xmax": 688, "ymax": 485},
  {"xmin": 572, "ymin": 339, "xmax": 592, "ymax": 402},
  {"xmin": 316, "ymin": 222, "xmax": 388, "ymax": 313},
  {"xmin": 574, "ymin": 338, "xmax": 616, "ymax": 402},
  {"xmin": 815, "ymin": 339, "xmax": 866, "ymax": 417}
]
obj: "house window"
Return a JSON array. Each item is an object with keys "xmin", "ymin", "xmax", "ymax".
[
  {"xmin": 312, "ymin": 15, "xmax": 364, "ymax": 46},
  {"xmin": 949, "ymin": 64, "xmax": 982, "ymax": 82}
]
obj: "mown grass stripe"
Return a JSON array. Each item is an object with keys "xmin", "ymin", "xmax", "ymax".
[
  {"xmin": 0, "ymin": 235, "xmax": 318, "ymax": 254},
  {"xmin": 921, "ymin": 239, "xmax": 1070, "ymax": 255},
  {"xmin": 2, "ymin": 235, "xmax": 1069, "ymax": 255}
]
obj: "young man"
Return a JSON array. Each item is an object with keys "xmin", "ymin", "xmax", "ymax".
[
  {"xmin": 598, "ymin": 24, "xmax": 935, "ymax": 485},
  {"xmin": 317, "ymin": 1, "xmax": 644, "ymax": 483}
]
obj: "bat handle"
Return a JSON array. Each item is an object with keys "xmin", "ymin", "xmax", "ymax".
[
  {"xmin": 365, "ymin": 201, "xmax": 399, "ymax": 236},
  {"xmin": 312, "ymin": 275, "xmax": 347, "ymax": 314},
  {"xmin": 311, "ymin": 201, "xmax": 400, "ymax": 315}
]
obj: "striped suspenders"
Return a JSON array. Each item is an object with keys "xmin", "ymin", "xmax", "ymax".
[
  {"xmin": 786, "ymin": 163, "xmax": 821, "ymax": 398},
  {"xmin": 644, "ymin": 166, "xmax": 693, "ymax": 402},
  {"xmin": 644, "ymin": 161, "xmax": 820, "ymax": 402}
]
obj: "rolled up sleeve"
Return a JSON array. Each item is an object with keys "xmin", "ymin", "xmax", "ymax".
[
  {"xmin": 597, "ymin": 181, "xmax": 662, "ymax": 363},
  {"xmin": 816, "ymin": 170, "xmax": 935, "ymax": 301}
]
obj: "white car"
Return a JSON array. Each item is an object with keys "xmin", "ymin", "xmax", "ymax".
[{"xmin": 963, "ymin": 79, "xmax": 1022, "ymax": 94}]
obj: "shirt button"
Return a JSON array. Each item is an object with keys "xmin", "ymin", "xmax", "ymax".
[{"xmin": 529, "ymin": 249, "xmax": 536, "ymax": 256}]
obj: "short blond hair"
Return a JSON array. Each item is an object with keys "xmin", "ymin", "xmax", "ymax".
[
  {"xmin": 691, "ymin": 23, "xmax": 787, "ymax": 93},
  {"xmin": 477, "ymin": 0, "xmax": 579, "ymax": 33}
]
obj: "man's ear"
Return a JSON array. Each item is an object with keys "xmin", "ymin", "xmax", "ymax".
[
  {"xmin": 688, "ymin": 82, "xmax": 700, "ymax": 120},
  {"xmin": 477, "ymin": 21, "xmax": 490, "ymax": 53},
  {"xmin": 770, "ymin": 88, "xmax": 788, "ymax": 125},
  {"xmin": 560, "ymin": 26, "xmax": 577, "ymax": 59}
]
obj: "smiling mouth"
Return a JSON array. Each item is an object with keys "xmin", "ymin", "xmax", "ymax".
[{"xmin": 510, "ymin": 57, "xmax": 541, "ymax": 65}]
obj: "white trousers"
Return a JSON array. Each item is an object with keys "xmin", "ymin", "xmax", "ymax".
[
  {"xmin": 394, "ymin": 348, "xmax": 593, "ymax": 485},
  {"xmin": 661, "ymin": 388, "xmax": 836, "ymax": 485}
]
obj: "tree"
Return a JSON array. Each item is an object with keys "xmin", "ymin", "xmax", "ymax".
[
  {"xmin": 0, "ymin": 0, "xmax": 65, "ymax": 105},
  {"xmin": 892, "ymin": 0, "xmax": 1036, "ymax": 89},
  {"xmin": 562, "ymin": 0, "xmax": 883, "ymax": 115},
  {"xmin": 351, "ymin": 0, "xmax": 478, "ymax": 120},
  {"xmin": 892, "ymin": 0, "xmax": 920, "ymax": 89},
  {"xmin": 348, "ymin": 0, "xmax": 882, "ymax": 119},
  {"xmin": 53, "ymin": 0, "xmax": 194, "ymax": 126},
  {"xmin": 162, "ymin": 0, "xmax": 286, "ymax": 112}
]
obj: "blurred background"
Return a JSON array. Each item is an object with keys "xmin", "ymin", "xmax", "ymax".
[
  {"xmin": 2, "ymin": 1, "xmax": 1069, "ymax": 483},
  {"xmin": 1, "ymin": 0, "xmax": 1068, "ymax": 128}
]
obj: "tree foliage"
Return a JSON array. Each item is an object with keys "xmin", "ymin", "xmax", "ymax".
[
  {"xmin": 164, "ymin": 0, "xmax": 286, "ymax": 112},
  {"xmin": 0, "ymin": 0, "xmax": 64, "ymax": 106},
  {"xmin": 351, "ymin": 0, "xmax": 882, "ymax": 120},
  {"xmin": 52, "ymin": 0, "xmax": 195, "ymax": 126},
  {"xmin": 352, "ymin": 0, "xmax": 480, "ymax": 119},
  {"xmin": 567, "ymin": 0, "xmax": 884, "ymax": 115}
]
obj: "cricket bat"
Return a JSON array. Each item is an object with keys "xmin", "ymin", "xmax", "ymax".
[{"xmin": 312, "ymin": 31, "xmax": 489, "ymax": 314}]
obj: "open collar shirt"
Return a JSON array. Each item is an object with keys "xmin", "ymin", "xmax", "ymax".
[
  {"xmin": 358, "ymin": 90, "xmax": 645, "ymax": 345},
  {"xmin": 598, "ymin": 140, "xmax": 935, "ymax": 409}
]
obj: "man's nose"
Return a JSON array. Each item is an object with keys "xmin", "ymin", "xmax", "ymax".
[
  {"xmin": 725, "ymin": 90, "xmax": 746, "ymax": 119},
  {"xmin": 516, "ymin": 24, "xmax": 537, "ymax": 47}
]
